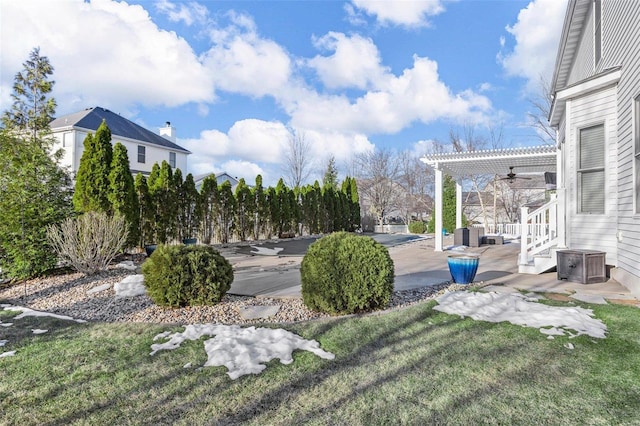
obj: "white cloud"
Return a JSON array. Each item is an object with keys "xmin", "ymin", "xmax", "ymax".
[
  {"xmin": 307, "ymin": 32, "xmax": 388, "ymax": 90},
  {"xmin": 412, "ymin": 139, "xmax": 437, "ymax": 157},
  {"xmin": 155, "ymin": 0, "xmax": 208, "ymax": 26},
  {"xmin": 291, "ymin": 55, "xmax": 492, "ymax": 134},
  {"xmin": 0, "ymin": 0, "xmax": 213, "ymax": 114},
  {"xmin": 202, "ymin": 12, "xmax": 292, "ymax": 98},
  {"xmin": 349, "ymin": 0, "xmax": 446, "ymax": 28},
  {"xmin": 180, "ymin": 119, "xmax": 289, "ymax": 180},
  {"xmin": 219, "ymin": 160, "xmax": 264, "ymax": 182},
  {"xmin": 499, "ymin": 0, "xmax": 568, "ymax": 92}
]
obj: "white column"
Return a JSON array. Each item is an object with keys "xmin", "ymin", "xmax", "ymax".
[
  {"xmin": 456, "ymin": 179, "xmax": 463, "ymax": 229},
  {"xmin": 434, "ymin": 166, "xmax": 443, "ymax": 251},
  {"xmin": 557, "ymin": 102, "xmax": 569, "ymax": 248}
]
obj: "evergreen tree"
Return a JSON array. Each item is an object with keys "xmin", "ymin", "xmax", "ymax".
[
  {"xmin": 2, "ymin": 47, "xmax": 56, "ymax": 142},
  {"xmin": 182, "ymin": 173, "xmax": 200, "ymax": 240},
  {"xmin": 73, "ymin": 120, "xmax": 113, "ymax": 213},
  {"xmin": 148, "ymin": 161, "xmax": 174, "ymax": 243},
  {"xmin": 172, "ymin": 168, "xmax": 184, "ymax": 241},
  {"xmin": 217, "ymin": 181, "xmax": 236, "ymax": 243},
  {"xmin": 322, "ymin": 155, "xmax": 339, "ymax": 190},
  {"xmin": 198, "ymin": 175, "xmax": 219, "ymax": 244},
  {"xmin": 0, "ymin": 130, "xmax": 73, "ymax": 278},
  {"xmin": 234, "ymin": 178, "xmax": 254, "ymax": 241},
  {"xmin": 266, "ymin": 186, "xmax": 278, "ymax": 239},
  {"xmin": 274, "ymin": 178, "xmax": 291, "ymax": 237},
  {"xmin": 134, "ymin": 173, "xmax": 153, "ymax": 247},
  {"xmin": 342, "ymin": 176, "xmax": 361, "ymax": 231},
  {"xmin": 428, "ymin": 174, "xmax": 465, "ymax": 233},
  {"xmin": 0, "ymin": 48, "xmax": 73, "ymax": 278},
  {"xmin": 322, "ymin": 186, "xmax": 336, "ymax": 233},
  {"xmin": 108, "ymin": 142, "xmax": 138, "ymax": 247},
  {"xmin": 252, "ymin": 175, "xmax": 266, "ymax": 240}
]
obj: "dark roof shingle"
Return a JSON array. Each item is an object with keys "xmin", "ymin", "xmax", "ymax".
[{"xmin": 50, "ymin": 106, "xmax": 190, "ymax": 153}]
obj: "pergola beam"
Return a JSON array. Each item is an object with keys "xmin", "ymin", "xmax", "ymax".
[{"xmin": 420, "ymin": 145, "xmax": 558, "ymax": 251}]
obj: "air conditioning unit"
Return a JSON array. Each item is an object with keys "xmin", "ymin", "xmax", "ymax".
[{"xmin": 557, "ymin": 250, "xmax": 606, "ymax": 284}]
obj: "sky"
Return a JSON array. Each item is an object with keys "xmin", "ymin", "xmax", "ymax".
[
  {"xmin": 2, "ymin": 289, "xmax": 607, "ymax": 377},
  {"xmin": 0, "ymin": 0, "xmax": 568, "ymax": 186}
]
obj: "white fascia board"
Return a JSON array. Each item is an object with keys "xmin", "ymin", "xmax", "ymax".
[{"xmin": 555, "ymin": 68, "xmax": 621, "ymax": 101}]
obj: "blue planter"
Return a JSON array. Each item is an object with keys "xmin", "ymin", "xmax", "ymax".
[
  {"xmin": 447, "ymin": 255, "xmax": 480, "ymax": 284},
  {"xmin": 182, "ymin": 238, "xmax": 197, "ymax": 245},
  {"xmin": 144, "ymin": 244, "xmax": 158, "ymax": 257}
]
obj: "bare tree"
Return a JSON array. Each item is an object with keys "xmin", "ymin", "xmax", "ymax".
[
  {"xmin": 354, "ymin": 149, "xmax": 401, "ymax": 226},
  {"xmin": 283, "ymin": 131, "xmax": 312, "ymax": 188},
  {"xmin": 527, "ymin": 75, "xmax": 555, "ymax": 145},
  {"xmin": 396, "ymin": 151, "xmax": 433, "ymax": 225},
  {"xmin": 448, "ymin": 124, "xmax": 506, "ymax": 229}
]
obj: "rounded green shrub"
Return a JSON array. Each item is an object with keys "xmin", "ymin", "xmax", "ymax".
[
  {"xmin": 408, "ymin": 221, "xmax": 427, "ymax": 234},
  {"xmin": 142, "ymin": 244, "xmax": 233, "ymax": 307},
  {"xmin": 300, "ymin": 232, "xmax": 394, "ymax": 315}
]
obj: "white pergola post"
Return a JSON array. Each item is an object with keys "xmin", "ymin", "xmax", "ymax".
[
  {"xmin": 455, "ymin": 179, "xmax": 463, "ymax": 230},
  {"xmin": 434, "ymin": 165, "xmax": 443, "ymax": 251}
]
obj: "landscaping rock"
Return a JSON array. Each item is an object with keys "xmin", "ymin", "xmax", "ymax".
[{"xmin": 239, "ymin": 305, "xmax": 281, "ymax": 320}]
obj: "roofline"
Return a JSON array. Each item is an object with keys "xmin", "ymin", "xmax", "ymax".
[{"xmin": 58, "ymin": 124, "xmax": 191, "ymax": 154}]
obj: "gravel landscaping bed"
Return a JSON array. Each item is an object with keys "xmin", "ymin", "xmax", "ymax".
[{"xmin": 0, "ymin": 266, "xmax": 463, "ymax": 325}]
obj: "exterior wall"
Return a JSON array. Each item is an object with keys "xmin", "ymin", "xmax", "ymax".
[
  {"xmin": 606, "ymin": 1, "xmax": 640, "ymax": 283},
  {"xmin": 564, "ymin": 84, "xmax": 618, "ymax": 264},
  {"xmin": 52, "ymin": 128, "xmax": 188, "ymax": 176},
  {"xmin": 557, "ymin": 0, "xmax": 640, "ymax": 291},
  {"xmin": 567, "ymin": 3, "xmax": 595, "ymax": 86}
]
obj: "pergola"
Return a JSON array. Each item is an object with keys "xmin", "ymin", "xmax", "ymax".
[{"xmin": 420, "ymin": 145, "xmax": 558, "ymax": 251}]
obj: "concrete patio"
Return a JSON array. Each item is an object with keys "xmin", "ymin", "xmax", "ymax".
[{"xmin": 224, "ymin": 234, "xmax": 639, "ymax": 307}]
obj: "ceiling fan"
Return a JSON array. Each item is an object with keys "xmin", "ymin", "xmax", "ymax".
[{"xmin": 501, "ymin": 166, "xmax": 532, "ymax": 184}]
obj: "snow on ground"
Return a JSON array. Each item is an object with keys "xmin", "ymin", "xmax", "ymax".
[
  {"xmin": 2, "ymin": 305, "xmax": 87, "ymax": 323},
  {"xmin": 114, "ymin": 274, "xmax": 146, "ymax": 297},
  {"xmin": 435, "ymin": 291, "xmax": 607, "ymax": 339},
  {"xmin": 151, "ymin": 324, "xmax": 335, "ymax": 380},
  {"xmin": 250, "ymin": 246, "xmax": 284, "ymax": 256}
]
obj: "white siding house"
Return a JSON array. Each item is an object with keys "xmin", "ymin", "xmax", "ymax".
[
  {"xmin": 550, "ymin": 0, "xmax": 640, "ymax": 294},
  {"xmin": 50, "ymin": 106, "xmax": 190, "ymax": 176}
]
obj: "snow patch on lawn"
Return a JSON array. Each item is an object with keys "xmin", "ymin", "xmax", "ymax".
[
  {"xmin": 2, "ymin": 305, "xmax": 87, "ymax": 323},
  {"xmin": 151, "ymin": 324, "xmax": 335, "ymax": 379},
  {"xmin": 435, "ymin": 291, "xmax": 607, "ymax": 339}
]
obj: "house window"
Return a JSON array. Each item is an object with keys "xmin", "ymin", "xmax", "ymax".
[
  {"xmin": 578, "ymin": 124, "xmax": 605, "ymax": 214},
  {"xmin": 169, "ymin": 152, "xmax": 176, "ymax": 168},
  {"xmin": 634, "ymin": 95, "xmax": 640, "ymax": 214},
  {"xmin": 63, "ymin": 132, "xmax": 73, "ymax": 147},
  {"xmin": 594, "ymin": 0, "xmax": 602, "ymax": 65},
  {"xmin": 138, "ymin": 145, "xmax": 146, "ymax": 164}
]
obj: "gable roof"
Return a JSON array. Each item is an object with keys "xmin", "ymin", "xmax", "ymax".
[{"xmin": 50, "ymin": 106, "xmax": 190, "ymax": 153}]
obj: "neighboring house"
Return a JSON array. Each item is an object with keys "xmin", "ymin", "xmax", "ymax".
[
  {"xmin": 194, "ymin": 172, "xmax": 240, "ymax": 193},
  {"xmin": 549, "ymin": 0, "xmax": 640, "ymax": 293},
  {"xmin": 463, "ymin": 175, "xmax": 548, "ymax": 227},
  {"xmin": 50, "ymin": 106, "xmax": 190, "ymax": 176}
]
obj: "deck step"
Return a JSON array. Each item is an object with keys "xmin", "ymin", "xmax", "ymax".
[{"xmin": 519, "ymin": 247, "xmax": 558, "ymax": 274}]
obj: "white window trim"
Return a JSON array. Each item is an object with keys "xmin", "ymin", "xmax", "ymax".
[{"xmin": 577, "ymin": 122, "xmax": 606, "ymax": 215}]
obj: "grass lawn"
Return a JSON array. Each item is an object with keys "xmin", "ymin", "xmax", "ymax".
[{"xmin": 1, "ymin": 298, "xmax": 639, "ymax": 425}]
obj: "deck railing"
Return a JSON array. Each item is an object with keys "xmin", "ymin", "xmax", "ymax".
[{"xmin": 519, "ymin": 194, "xmax": 558, "ymax": 265}]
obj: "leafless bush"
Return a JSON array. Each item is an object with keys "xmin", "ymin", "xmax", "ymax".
[{"xmin": 46, "ymin": 211, "xmax": 129, "ymax": 275}]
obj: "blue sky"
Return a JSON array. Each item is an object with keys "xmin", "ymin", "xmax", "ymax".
[{"xmin": 0, "ymin": 0, "xmax": 567, "ymax": 186}]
